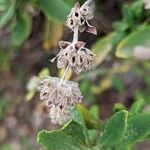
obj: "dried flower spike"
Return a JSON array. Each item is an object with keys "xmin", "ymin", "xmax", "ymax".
[
  {"xmin": 39, "ymin": 0, "xmax": 97, "ymax": 125},
  {"xmin": 38, "ymin": 77, "xmax": 83, "ymax": 124},
  {"xmin": 67, "ymin": 0, "xmax": 97, "ymax": 35}
]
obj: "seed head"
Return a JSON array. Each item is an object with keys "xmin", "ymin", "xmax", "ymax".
[
  {"xmin": 66, "ymin": 2, "xmax": 97, "ymax": 35},
  {"xmin": 56, "ymin": 41, "xmax": 95, "ymax": 74},
  {"xmin": 38, "ymin": 77, "xmax": 83, "ymax": 124}
]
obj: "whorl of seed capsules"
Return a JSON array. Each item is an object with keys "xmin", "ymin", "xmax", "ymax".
[
  {"xmin": 56, "ymin": 41, "xmax": 95, "ymax": 74},
  {"xmin": 38, "ymin": 77, "xmax": 83, "ymax": 124},
  {"xmin": 66, "ymin": 1, "xmax": 97, "ymax": 35}
]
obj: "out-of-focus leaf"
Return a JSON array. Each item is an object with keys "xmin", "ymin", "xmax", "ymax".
[
  {"xmin": 113, "ymin": 103, "xmax": 126, "ymax": 113},
  {"xmin": 123, "ymin": 113, "xmax": 150, "ymax": 144},
  {"xmin": 63, "ymin": 0, "xmax": 75, "ymax": 6},
  {"xmin": 0, "ymin": 0, "xmax": 15, "ymax": 29},
  {"xmin": 0, "ymin": 99, "xmax": 7, "ymax": 118},
  {"xmin": 130, "ymin": 98, "xmax": 145, "ymax": 114},
  {"xmin": 100, "ymin": 110, "xmax": 128, "ymax": 146},
  {"xmin": 37, "ymin": 121, "xmax": 86, "ymax": 150},
  {"xmin": 43, "ymin": 19, "xmax": 63, "ymax": 50},
  {"xmin": 11, "ymin": 11, "xmax": 32, "ymax": 47},
  {"xmin": 112, "ymin": 74, "xmax": 125, "ymax": 92},
  {"xmin": 116, "ymin": 25, "xmax": 150, "ymax": 58},
  {"xmin": 91, "ymin": 33, "xmax": 114, "ymax": 65},
  {"xmin": 144, "ymin": 74, "xmax": 150, "ymax": 87},
  {"xmin": 79, "ymin": 79, "xmax": 95, "ymax": 102},
  {"xmin": 122, "ymin": 4, "xmax": 134, "ymax": 27},
  {"xmin": 37, "ymin": 0, "xmax": 71, "ymax": 23},
  {"xmin": 26, "ymin": 76, "xmax": 40, "ymax": 101},
  {"xmin": 131, "ymin": 0, "xmax": 144, "ymax": 19},
  {"xmin": 113, "ymin": 21, "xmax": 129, "ymax": 32},
  {"xmin": 0, "ymin": 50, "xmax": 10, "ymax": 71},
  {"xmin": 0, "ymin": 143, "xmax": 11, "ymax": 150},
  {"xmin": 89, "ymin": 105, "xmax": 99, "ymax": 120},
  {"xmin": 91, "ymin": 76, "xmax": 112, "ymax": 95},
  {"xmin": 26, "ymin": 68, "xmax": 50, "ymax": 101}
]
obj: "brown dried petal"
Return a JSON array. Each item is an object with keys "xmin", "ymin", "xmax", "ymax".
[
  {"xmin": 86, "ymin": 26, "xmax": 97, "ymax": 35},
  {"xmin": 74, "ymin": 41, "xmax": 86, "ymax": 50},
  {"xmin": 59, "ymin": 41, "xmax": 70, "ymax": 50}
]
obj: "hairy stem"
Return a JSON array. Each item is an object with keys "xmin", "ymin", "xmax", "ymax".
[
  {"xmin": 60, "ymin": 64, "xmax": 70, "ymax": 85},
  {"xmin": 82, "ymin": 0, "xmax": 93, "ymax": 8},
  {"xmin": 59, "ymin": 26, "xmax": 79, "ymax": 84},
  {"xmin": 72, "ymin": 26, "xmax": 79, "ymax": 43}
]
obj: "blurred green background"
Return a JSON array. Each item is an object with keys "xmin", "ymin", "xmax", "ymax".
[{"xmin": 0, "ymin": 0, "xmax": 150, "ymax": 149}]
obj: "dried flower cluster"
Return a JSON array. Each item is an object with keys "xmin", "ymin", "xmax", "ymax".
[
  {"xmin": 38, "ymin": 0, "xmax": 97, "ymax": 124},
  {"xmin": 54, "ymin": 41, "xmax": 95, "ymax": 74},
  {"xmin": 38, "ymin": 77, "xmax": 82, "ymax": 124},
  {"xmin": 67, "ymin": 1, "xmax": 97, "ymax": 35}
]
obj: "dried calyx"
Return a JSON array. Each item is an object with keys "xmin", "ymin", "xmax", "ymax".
[
  {"xmin": 67, "ymin": 1, "xmax": 97, "ymax": 35},
  {"xmin": 56, "ymin": 41, "xmax": 95, "ymax": 74},
  {"xmin": 38, "ymin": 0, "xmax": 97, "ymax": 125},
  {"xmin": 38, "ymin": 77, "xmax": 82, "ymax": 124}
]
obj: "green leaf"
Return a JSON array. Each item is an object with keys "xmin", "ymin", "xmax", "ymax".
[
  {"xmin": 131, "ymin": 0, "xmax": 144, "ymax": 19},
  {"xmin": 100, "ymin": 110, "xmax": 128, "ymax": 146},
  {"xmin": 122, "ymin": 4, "xmax": 134, "ymax": 27},
  {"xmin": 91, "ymin": 33, "xmax": 114, "ymax": 65},
  {"xmin": 89, "ymin": 105, "xmax": 100, "ymax": 120},
  {"xmin": 130, "ymin": 99, "xmax": 145, "ymax": 114},
  {"xmin": 0, "ymin": 99, "xmax": 7, "ymax": 118},
  {"xmin": 0, "ymin": 50, "xmax": 10, "ymax": 71},
  {"xmin": 37, "ymin": 121, "xmax": 86, "ymax": 150},
  {"xmin": 116, "ymin": 25, "xmax": 150, "ymax": 58},
  {"xmin": 71, "ymin": 105, "xmax": 90, "ymax": 144},
  {"xmin": 113, "ymin": 21, "xmax": 129, "ymax": 32},
  {"xmin": 123, "ymin": 113, "xmax": 150, "ymax": 144},
  {"xmin": 113, "ymin": 103, "xmax": 126, "ymax": 113},
  {"xmin": 0, "ymin": 0, "xmax": 15, "ymax": 29},
  {"xmin": 112, "ymin": 75, "xmax": 125, "ymax": 92},
  {"xmin": 11, "ymin": 11, "xmax": 32, "ymax": 47},
  {"xmin": 88, "ymin": 129, "xmax": 98, "ymax": 144},
  {"xmin": 37, "ymin": 0, "xmax": 71, "ymax": 23},
  {"xmin": 79, "ymin": 79, "xmax": 95, "ymax": 102},
  {"xmin": 76, "ymin": 104, "xmax": 100, "ymax": 129}
]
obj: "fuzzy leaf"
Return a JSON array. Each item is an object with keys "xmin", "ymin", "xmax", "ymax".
[
  {"xmin": 123, "ymin": 113, "xmax": 150, "ymax": 144},
  {"xmin": 37, "ymin": 121, "xmax": 86, "ymax": 150},
  {"xmin": 100, "ymin": 110, "xmax": 128, "ymax": 146},
  {"xmin": 116, "ymin": 25, "xmax": 150, "ymax": 58},
  {"xmin": 71, "ymin": 105, "xmax": 90, "ymax": 144},
  {"xmin": 76, "ymin": 104, "xmax": 100, "ymax": 129},
  {"xmin": 11, "ymin": 11, "xmax": 32, "ymax": 47},
  {"xmin": 37, "ymin": 0, "xmax": 71, "ymax": 23}
]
